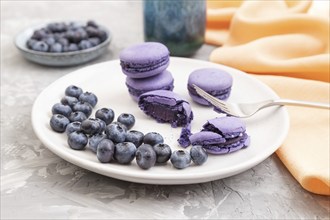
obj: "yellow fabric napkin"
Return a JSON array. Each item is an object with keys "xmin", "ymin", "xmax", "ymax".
[{"xmin": 206, "ymin": 0, "xmax": 330, "ymax": 195}]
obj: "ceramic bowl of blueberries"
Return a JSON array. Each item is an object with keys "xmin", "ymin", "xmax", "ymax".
[{"xmin": 15, "ymin": 20, "xmax": 111, "ymax": 66}]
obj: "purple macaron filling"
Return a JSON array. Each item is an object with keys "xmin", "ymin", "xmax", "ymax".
[
  {"xmin": 177, "ymin": 123, "xmax": 192, "ymax": 148},
  {"xmin": 138, "ymin": 90, "xmax": 193, "ymax": 128},
  {"xmin": 120, "ymin": 56, "xmax": 169, "ymax": 74},
  {"xmin": 126, "ymin": 83, "xmax": 174, "ymax": 101}
]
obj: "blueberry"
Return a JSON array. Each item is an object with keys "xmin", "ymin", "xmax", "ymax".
[
  {"xmin": 32, "ymin": 41, "xmax": 49, "ymax": 52},
  {"xmin": 117, "ymin": 113, "xmax": 135, "ymax": 130},
  {"xmin": 43, "ymin": 36, "xmax": 56, "ymax": 46},
  {"xmin": 79, "ymin": 92, "xmax": 98, "ymax": 107},
  {"xmin": 153, "ymin": 143, "xmax": 172, "ymax": 163},
  {"xmin": 87, "ymin": 20, "xmax": 99, "ymax": 28},
  {"xmin": 50, "ymin": 42, "xmax": 63, "ymax": 52},
  {"xmin": 81, "ymin": 118, "xmax": 101, "ymax": 135},
  {"xmin": 114, "ymin": 142, "xmax": 136, "ymax": 164},
  {"xmin": 95, "ymin": 108, "xmax": 114, "ymax": 125},
  {"xmin": 89, "ymin": 133, "xmax": 107, "ymax": 153},
  {"xmin": 78, "ymin": 92, "xmax": 97, "ymax": 107},
  {"xmin": 68, "ymin": 131, "xmax": 88, "ymax": 150},
  {"xmin": 96, "ymin": 139, "xmax": 115, "ymax": 163},
  {"xmin": 69, "ymin": 111, "xmax": 87, "ymax": 122},
  {"xmin": 65, "ymin": 85, "xmax": 83, "ymax": 98},
  {"xmin": 79, "ymin": 40, "xmax": 93, "ymax": 50},
  {"xmin": 51, "ymin": 103, "xmax": 72, "ymax": 117},
  {"xmin": 95, "ymin": 118, "xmax": 106, "ymax": 133},
  {"xmin": 89, "ymin": 37, "xmax": 101, "ymax": 46},
  {"xmin": 67, "ymin": 43, "xmax": 79, "ymax": 51},
  {"xmin": 86, "ymin": 26, "xmax": 99, "ymax": 37},
  {"xmin": 47, "ymin": 22, "xmax": 67, "ymax": 33},
  {"xmin": 65, "ymin": 121, "xmax": 81, "ymax": 135},
  {"xmin": 57, "ymin": 37, "xmax": 69, "ymax": 47},
  {"xmin": 50, "ymin": 114, "xmax": 70, "ymax": 133},
  {"xmin": 73, "ymin": 101, "xmax": 93, "ymax": 118},
  {"xmin": 170, "ymin": 150, "xmax": 191, "ymax": 169},
  {"xmin": 61, "ymin": 96, "xmax": 78, "ymax": 108},
  {"xmin": 105, "ymin": 123, "xmax": 126, "ymax": 143},
  {"xmin": 27, "ymin": 39, "xmax": 37, "ymax": 49},
  {"xmin": 125, "ymin": 130, "xmax": 144, "ymax": 147},
  {"xmin": 97, "ymin": 30, "xmax": 107, "ymax": 42},
  {"xmin": 143, "ymin": 132, "xmax": 164, "ymax": 146},
  {"xmin": 135, "ymin": 144, "xmax": 156, "ymax": 169},
  {"xmin": 31, "ymin": 29, "xmax": 48, "ymax": 40},
  {"xmin": 111, "ymin": 121, "xmax": 127, "ymax": 131},
  {"xmin": 190, "ymin": 145, "xmax": 208, "ymax": 165}
]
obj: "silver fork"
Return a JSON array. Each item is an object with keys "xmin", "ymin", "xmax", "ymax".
[{"xmin": 193, "ymin": 84, "xmax": 330, "ymax": 118}]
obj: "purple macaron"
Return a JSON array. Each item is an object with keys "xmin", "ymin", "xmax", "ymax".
[
  {"xmin": 187, "ymin": 68, "xmax": 233, "ymax": 105},
  {"xmin": 125, "ymin": 70, "xmax": 174, "ymax": 101},
  {"xmin": 138, "ymin": 90, "xmax": 193, "ymax": 128},
  {"xmin": 189, "ymin": 116, "xmax": 250, "ymax": 155},
  {"xmin": 120, "ymin": 42, "xmax": 170, "ymax": 78}
]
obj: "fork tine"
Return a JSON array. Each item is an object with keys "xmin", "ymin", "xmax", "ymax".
[{"xmin": 192, "ymin": 84, "xmax": 231, "ymax": 114}]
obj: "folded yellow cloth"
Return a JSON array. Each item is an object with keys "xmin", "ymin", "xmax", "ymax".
[
  {"xmin": 207, "ymin": 0, "xmax": 329, "ymax": 82},
  {"xmin": 206, "ymin": 0, "xmax": 330, "ymax": 195}
]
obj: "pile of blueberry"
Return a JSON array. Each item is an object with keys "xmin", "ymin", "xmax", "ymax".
[
  {"xmin": 27, "ymin": 20, "xmax": 107, "ymax": 53},
  {"xmin": 49, "ymin": 85, "xmax": 208, "ymax": 170}
]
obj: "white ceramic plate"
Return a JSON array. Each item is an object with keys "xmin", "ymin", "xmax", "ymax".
[{"xmin": 32, "ymin": 58, "xmax": 289, "ymax": 184}]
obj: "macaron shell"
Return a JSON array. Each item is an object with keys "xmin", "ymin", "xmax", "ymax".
[
  {"xmin": 120, "ymin": 42, "xmax": 170, "ymax": 78},
  {"xmin": 189, "ymin": 131, "xmax": 226, "ymax": 145},
  {"xmin": 188, "ymin": 91, "xmax": 230, "ymax": 106},
  {"xmin": 203, "ymin": 116, "xmax": 246, "ymax": 138},
  {"xmin": 188, "ymin": 68, "xmax": 233, "ymax": 92},
  {"xmin": 138, "ymin": 90, "xmax": 193, "ymax": 128}
]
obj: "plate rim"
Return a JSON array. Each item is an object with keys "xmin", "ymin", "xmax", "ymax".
[{"xmin": 31, "ymin": 58, "xmax": 290, "ymax": 184}]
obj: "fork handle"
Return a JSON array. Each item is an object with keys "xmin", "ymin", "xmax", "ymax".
[{"xmin": 266, "ymin": 99, "xmax": 330, "ymax": 109}]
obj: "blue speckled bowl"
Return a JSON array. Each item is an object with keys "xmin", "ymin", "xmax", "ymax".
[{"xmin": 15, "ymin": 22, "xmax": 112, "ymax": 67}]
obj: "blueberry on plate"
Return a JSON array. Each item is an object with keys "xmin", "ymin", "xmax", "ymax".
[
  {"xmin": 26, "ymin": 39, "xmax": 37, "ymax": 49},
  {"xmin": 143, "ymin": 132, "xmax": 164, "ymax": 146},
  {"xmin": 79, "ymin": 92, "xmax": 98, "ymax": 107},
  {"xmin": 73, "ymin": 101, "xmax": 93, "ymax": 118},
  {"xmin": 61, "ymin": 96, "xmax": 78, "ymax": 108},
  {"xmin": 65, "ymin": 121, "xmax": 81, "ymax": 135},
  {"xmin": 136, "ymin": 144, "xmax": 156, "ymax": 170},
  {"xmin": 114, "ymin": 142, "xmax": 136, "ymax": 164},
  {"xmin": 125, "ymin": 130, "xmax": 144, "ymax": 148},
  {"xmin": 170, "ymin": 150, "xmax": 191, "ymax": 169},
  {"xmin": 190, "ymin": 145, "xmax": 208, "ymax": 165},
  {"xmin": 95, "ymin": 108, "xmax": 115, "ymax": 125},
  {"xmin": 50, "ymin": 114, "xmax": 70, "ymax": 133},
  {"xmin": 51, "ymin": 103, "xmax": 72, "ymax": 117},
  {"xmin": 32, "ymin": 41, "xmax": 49, "ymax": 52},
  {"xmin": 69, "ymin": 111, "xmax": 87, "ymax": 122},
  {"xmin": 153, "ymin": 143, "xmax": 172, "ymax": 163},
  {"xmin": 57, "ymin": 37, "xmax": 69, "ymax": 47},
  {"xmin": 65, "ymin": 85, "xmax": 83, "ymax": 98},
  {"xmin": 117, "ymin": 113, "xmax": 135, "ymax": 130},
  {"xmin": 43, "ymin": 36, "xmax": 56, "ymax": 46},
  {"xmin": 97, "ymin": 139, "xmax": 115, "ymax": 163},
  {"xmin": 89, "ymin": 133, "xmax": 107, "ymax": 153},
  {"xmin": 111, "ymin": 121, "xmax": 127, "ymax": 131},
  {"xmin": 95, "ymin": 118, "xmax": 106, "ymax": 133},
  {"xmin": 105, "ymin": 123, "xmax": 126, "ymax": 143},
  {"xmin": 68, "ymin": 131, "xmax": 88, "ymax": 150},
  {"xmin": 81, "ymin": 118, "xmax": 101, "ymax": 135}
]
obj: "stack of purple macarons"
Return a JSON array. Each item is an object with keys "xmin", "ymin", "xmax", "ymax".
[
  {"xmin": 119, "ymin": 42, "xmax": 174, "ymax": 101},
  {"xmin": 120, "ymin": 42, "xmax": 193, "ymax": 128}
]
